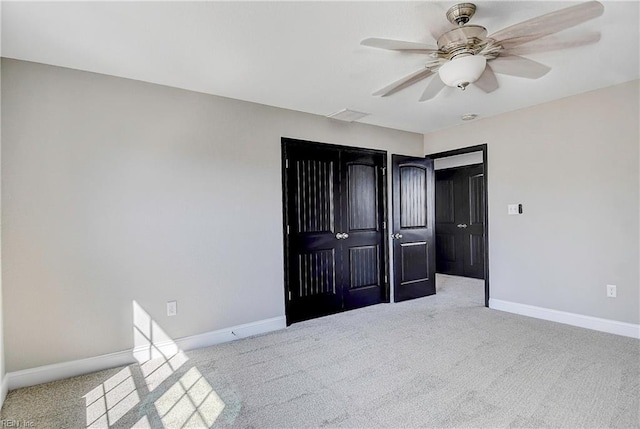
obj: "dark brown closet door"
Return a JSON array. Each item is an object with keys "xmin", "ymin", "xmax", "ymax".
[
  {"xmin": 391, "ymin": 155, "xmax": 436, "ymax": 302},
  {"xmin": 283, "ymin": 140, "xmax": 387, "ymax": 324},
  {"xmin": 435, "ymin": 164, "xmax": 485, "ymax": 279},
  {"xmin": 285, "ymin": 144, "xmax": 343, "ymax": 323},
  {"xmin": 340, "ymin": 150, "xmax": 386, "ymax": 310}
]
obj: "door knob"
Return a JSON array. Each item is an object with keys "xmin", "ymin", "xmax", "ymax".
[
  {"xmin": 457, "ymin": 224, "xmax": 468, "ymax": 228},
  {"xmin": 394, "ymin": 233, "xmax": 403, "ymax": 239},
  {"xmin": 336, "ymin": 233, "xmax": 345, "ymax": 239}
]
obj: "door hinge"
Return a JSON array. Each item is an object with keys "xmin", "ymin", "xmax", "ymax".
[
  {"xmin": 383, "ymin": 221, "xmax": 386, "ymax": 229},
  {"xmin": 381, "ymin": 167, "xmax": 386, "ymax": 175},
  {"xmin": 286, "ymin": 225, "xmax": 290, "ymax": 234},
  {"xmin": 384, "ymin": 274, "xmax": 388, "ymax": 283},
  {"xmin": 285, "ymin": 158, "xmax": 289, "ymax": 168},
  {"xmin": 288, "ymin": 290, "xmax": 292, "ymax": 301}
]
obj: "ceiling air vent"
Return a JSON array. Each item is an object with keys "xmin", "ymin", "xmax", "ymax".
[
  {"xmin": 326, "ymin": 109, "xmax": 370, "ymax": 122},
  {"xmin": 461, "ymin": 113, "xmax": 478, "ymax": 121}
]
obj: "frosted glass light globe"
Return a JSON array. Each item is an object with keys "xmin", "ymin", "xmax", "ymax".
[{"xmin": 439, "ymin": 55, "xmax": 487, "ymax": 89}]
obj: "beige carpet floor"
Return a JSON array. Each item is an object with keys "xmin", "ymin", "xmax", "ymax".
[{"xmin": 1, "ymin": 274, "xmax": 638, "ymax": 428}]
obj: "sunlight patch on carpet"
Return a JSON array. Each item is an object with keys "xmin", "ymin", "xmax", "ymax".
[
  {"xmin": 155, "ymin": 367, "xmax": 225, "ymax": 428},
  {"xmin": 84, "ymin": 367, "xmax": 140, "ymax": 428},
  {"xmin": 82, "ymin": 301, "xmax": 226, "ymax": 428}
]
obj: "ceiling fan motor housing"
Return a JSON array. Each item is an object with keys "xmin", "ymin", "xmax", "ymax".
[{"xmin": 437, "ymin": 25, "xmax": 488, "ymax": 59}]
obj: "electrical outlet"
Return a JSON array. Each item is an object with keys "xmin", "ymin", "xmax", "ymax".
[
  {"xmin": 606, "ymin": 285, "xmax": 617, "ymax": 298},
  {"xmin": 167, "ymin": 300, "xmax": 177, "ymax": 316}
]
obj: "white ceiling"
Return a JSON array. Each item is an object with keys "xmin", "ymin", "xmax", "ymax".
[{"xmin": 2, "ymin": 1, "xmax": 639, "ymax": 134}]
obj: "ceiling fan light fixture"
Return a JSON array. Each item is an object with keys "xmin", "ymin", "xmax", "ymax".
[
  {"xmin": 438, "ymin": 54, "xmax": 487, "ymax": 90},
  {"xmin": 362, "ymin": 1, "xmax": 604, "ymax": 101}
]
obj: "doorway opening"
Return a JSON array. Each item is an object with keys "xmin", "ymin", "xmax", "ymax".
[{"xmin": 426, "ymin": 145, "xmax": 489, "ymax": 307}]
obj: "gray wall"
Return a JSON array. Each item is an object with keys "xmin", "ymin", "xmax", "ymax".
[
  {"xmin": 425, "ymin": 79, "xmax": 640, "ymax": 325},
  {"xmin": 0, "ymin": 1, "xmax": 5, "ymax": 404},
  {"xmin": 1, "ymin": 59, "xmax": 423, "ymax": 372},
  {"xmin": 434, "ymin": 151, "xmax": 483, "ymax": 170}
]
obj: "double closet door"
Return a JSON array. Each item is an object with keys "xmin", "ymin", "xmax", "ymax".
[
  {"xmin": 435, "ymin": 164, "xmax": 485, "ymax": 279},
  {"xmin": 283, "ymin": 140, "xmax": 387, "ymax": 324}
]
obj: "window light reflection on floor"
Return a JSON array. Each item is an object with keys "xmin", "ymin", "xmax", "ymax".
[
  {"xmin": 84, "ymin": 367, "xmax": 140, "ymax": 428},
  {"xmin": 155, "ymin": 367, "xmax": 225, "ymax": 428},
  {"xmin": 133, "ymin": 300, "xmax": 189, "ymax": 392},
  {"xmin": 83, "ymin": 301, "xmax": 226, "ymax": 428}
]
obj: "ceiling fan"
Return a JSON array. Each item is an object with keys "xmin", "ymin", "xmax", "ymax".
[{"xmin": 361, "ymin": 1, "xmax": 604, "ymax": 101}]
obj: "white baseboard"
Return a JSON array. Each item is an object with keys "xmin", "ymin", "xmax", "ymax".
[
  {"xmin": 175, "ymin": 316, "xmax": 285, "ymax": 352},
  {"xmin": 6, "ymin": 316, "xmax": 286, "ymax": 391},
  {"xmin": 489, "ymin": 299, "xmax": 640, "ymax": 339},
  {"xmin": 7, "ymin": 349, "xmax": 136, "ymax": 392},
  {"xmin": 1, "ymin": 374, "xmax": 8, "ymax": 408}
]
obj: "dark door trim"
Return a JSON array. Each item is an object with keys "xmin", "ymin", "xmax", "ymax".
[
  {"xmin": 425, "ymin": 144, "xmax": 489, "ymax": 307},
  {"xmin": 281, "ymin": 137, "xmax": 389, "ymax": 325}
]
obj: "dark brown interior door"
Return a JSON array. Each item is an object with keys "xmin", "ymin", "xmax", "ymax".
[
  {"xmin": 283, "ymin": 140, "xmax": 387, "ymax": 324},
  {"xmin": 435, "ymin": 164, "xmax": 485, "ymax": 279},
  {"xmin": 392, "ymin": 155, "xmax": 435, "ymax": 302}
]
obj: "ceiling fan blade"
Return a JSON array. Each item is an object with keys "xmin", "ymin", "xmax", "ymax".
[
  {"xmin": 503, "ymin": 32, "xmax": 601, "ymax": 56},
  {"xmin": 474, "ymin": 65, "xmax": 499, "ymax": 93},
  {"xmin": 373, "ymin": 68, "xmax": 435, "ymax": 97},
  {"xmin": 489, "ymin": 1, "xmax": 604, "ymax": 49},
  {"xmin": 361, "ymin": 38, "xmax": 439, "ymax": 53},
  {"xmin": 419, "ymin": 75, "xmax": 446, "ymax": 102},
  {"xmin": 420, "ymin": 2, "xmax": 456, "ymax": 41},
  {"xmin": 489, "ymin": 55, "xmax": 551, "ymax": 79}
]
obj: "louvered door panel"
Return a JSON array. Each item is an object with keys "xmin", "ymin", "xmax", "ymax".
[
  {"xmin": 298, "ymin": 250, "xmax": 336, "ymax": 296},
  {"xmin": 295, "ymin": 159, "xmax": 335, "ymax": 233}
]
